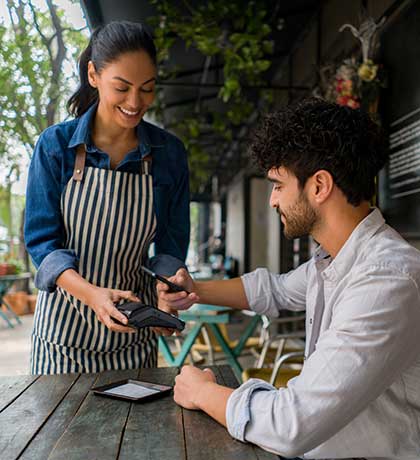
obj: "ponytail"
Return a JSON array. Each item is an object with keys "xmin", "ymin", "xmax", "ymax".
[
  {"xmin": 67, "ymin": 22, "xmax": 156, "ymax": 118},
  {"xmin": 67, "ymin": 28, "xmax": 101, "ymax": 117}
]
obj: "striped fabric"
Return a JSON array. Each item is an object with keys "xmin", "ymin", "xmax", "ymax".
[{"xmin": 31, "ymin": 161, "xmax": 158, "ymax": 374}]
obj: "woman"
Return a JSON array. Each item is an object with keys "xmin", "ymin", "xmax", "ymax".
[{"xmin": 24, "ymin": 21, "xmax": 190, "ymax": 374}]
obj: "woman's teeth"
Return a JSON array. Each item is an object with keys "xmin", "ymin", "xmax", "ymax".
[{"xmin": 118, "ymin": 106, "xmax": 140, "ymax": 116}]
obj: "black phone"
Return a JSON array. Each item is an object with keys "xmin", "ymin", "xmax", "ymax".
[
  {"xmin": 140, "ymin": 265, "xmax": 190, "ymax": 294},
  {"xmin": 91, "ymin": 378, "xmax": 172, "ymax": 402}
]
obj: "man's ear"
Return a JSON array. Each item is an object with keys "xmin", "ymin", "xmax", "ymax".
[
  {"xmin": 87, "ymin": 61, "xmax": 98, "ymax": 88},
  {"xmin": 310, "ymin": 170, "xmax": 334, "ymax": 204}
]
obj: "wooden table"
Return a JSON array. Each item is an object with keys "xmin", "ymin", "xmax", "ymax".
[{"xmin": 0, "ymin": 365, "xmax": 277, "ymax": 460}]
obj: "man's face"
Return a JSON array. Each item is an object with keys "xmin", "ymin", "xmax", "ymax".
[{"xmin": 268, "ymin": 167, "xmax": 318, "ymax": 239}]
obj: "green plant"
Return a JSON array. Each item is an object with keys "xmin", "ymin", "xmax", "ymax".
[{"xmin": 149, "ymin": 0, "xmax": 275, "ymax": 191}]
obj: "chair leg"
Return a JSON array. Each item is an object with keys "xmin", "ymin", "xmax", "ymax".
[
  {"xmin": 0, "ymin": 308, "xmax": 14, "ymax": 328},
  {"xmin": 2, "ymin": 300, "xmax": 22, "ymax": 325},
  {"xmin": 200, "ymin": 326, "xmax": 214, "ymax": 365}
]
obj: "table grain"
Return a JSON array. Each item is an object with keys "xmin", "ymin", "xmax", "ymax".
[{"xmin": 0, "ymin": 366, "xmax": 277, "ymax": 460}]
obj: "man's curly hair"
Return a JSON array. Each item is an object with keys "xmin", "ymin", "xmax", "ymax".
[{"xmin": 250, "ymin": 97, "xmax": 389, "ymax": 206}]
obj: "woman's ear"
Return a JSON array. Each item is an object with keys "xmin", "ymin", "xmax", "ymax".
[
  {"xmin": 87, "ymin": 61, "xmax": 97, "ymax": 88},
  {"xmin": 312, "ymin": 170, "xmax": 334, "ymax": 204}
]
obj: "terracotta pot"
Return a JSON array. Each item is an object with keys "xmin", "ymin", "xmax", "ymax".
[
  {"xmin": 0, "ymin": 263, "xmax": 17, "ymax": 275},
  {"xmin": 27, "ymin": 294, "xmax": 38, "ymax": 313},
  {"xmin": 3, "ymin": 291, "xmax": 29, "ymax": 315}
]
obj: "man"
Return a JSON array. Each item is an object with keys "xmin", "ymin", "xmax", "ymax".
[{"xmin": 158, "ymin": 98, "xmax": 420, "ymax": 459}]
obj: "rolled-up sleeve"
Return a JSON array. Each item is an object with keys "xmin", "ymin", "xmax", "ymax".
[
  {"xmin": 24, "ymin": 131, "xmax": 78, "ymax": 292},
  {"xmin": 226, "ymin": 269, "xmax": 420, "ymax": 458},
  {"xmin": 241, "ymin": 262, "xmax": 310, "ymax": 317},
  {"xmin": 226, "ymin": 379, "xmax": 276, "ymax": 441}
]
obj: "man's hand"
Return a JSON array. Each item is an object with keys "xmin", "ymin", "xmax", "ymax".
[
  {"xmin": 174, "ymin": 365, "xmax": 217, "ymax": 410},
  {"xmin": 157, "ymin": 268, "xmax": 199, "ymax": 311},
  {"xmin": 87, "ymin": 287, "xmax": 138, "ymax": 333},
  {"xmin": 152, "ymin": 301, "xmax": 179, "ymax": 337}
]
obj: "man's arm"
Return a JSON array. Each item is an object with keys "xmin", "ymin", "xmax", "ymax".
[
  {"xmin": 158, "ymin": 262, "xmax": 310, "ymax": 314},
  {"xmin": 157, "ymin": 270, "xmax": 249, "ymax": 311}
]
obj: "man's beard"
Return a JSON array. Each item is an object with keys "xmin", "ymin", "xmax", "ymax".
[{"xmin": 277, "ymin": 192, "xmax": 318, "ymax": 240}]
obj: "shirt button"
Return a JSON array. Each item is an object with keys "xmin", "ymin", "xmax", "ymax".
[{"xmin": 309, "ymin": 318, "xmax": 313, "ymax": 324}]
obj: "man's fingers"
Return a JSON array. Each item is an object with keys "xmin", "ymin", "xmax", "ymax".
[
  {"xmin": 173, "ymin": 268, "xmax": 188, "ymax": 283},
  {"xmin": 160, "ymin": 291, "xmax": 199, "ymax": 304},
  {"xmin": 156, "ymin": 281, "xmax": 170, "ymax": 295}
]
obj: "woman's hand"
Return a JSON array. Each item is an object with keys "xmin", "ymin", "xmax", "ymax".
[
  {"xmin": 156, "ymin": 268, "xmax": 199, "ymax": 311},
  {"xmin": 87, "ymin": 287, "xmax": 139, "ymax": 333}
]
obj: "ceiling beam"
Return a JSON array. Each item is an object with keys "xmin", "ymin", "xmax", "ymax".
[{"xmin": 158, "ymin": 81, "xmax": 311, "ymax": 91}]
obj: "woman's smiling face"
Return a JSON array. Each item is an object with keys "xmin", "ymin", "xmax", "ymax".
[{"xmin": 88, "ymin": 49, "xmax": 156, "ymax": 129}]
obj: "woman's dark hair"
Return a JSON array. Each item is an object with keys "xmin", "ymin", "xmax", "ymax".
[
  {"xmin": 250, "ymin": 97, "xmax": 389, "ymax": 206},
  {"xmin": 68, "ymin": 21, "xmax": 157, "ymax": 117}
]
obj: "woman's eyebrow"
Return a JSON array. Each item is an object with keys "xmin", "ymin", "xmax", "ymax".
[{"xmin": 112, "ymin": 76, "xmax": 156, "ymax": 86}]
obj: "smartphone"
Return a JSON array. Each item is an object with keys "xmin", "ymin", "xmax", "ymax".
[{"xmin": 140, "ymin": 265, "xmax": 190, "ymax": 294}]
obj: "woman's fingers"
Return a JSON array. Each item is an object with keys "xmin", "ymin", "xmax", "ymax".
[
  {"xmin": 114, "ymin": 290, "xmax": 140, "ymax": 303},
  {"xmin": 152, "ymin": 326, "xmax": 175, "ymax": 336}
]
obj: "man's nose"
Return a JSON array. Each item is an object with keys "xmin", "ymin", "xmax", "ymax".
[{"xmin": 269, "ymin": 190, "xmax": 277, "ymax": 209}]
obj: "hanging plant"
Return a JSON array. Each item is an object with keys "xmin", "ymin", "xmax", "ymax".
[{"xmin": 149, "ymin": 0, "xmax": 275, "ymax": 192}]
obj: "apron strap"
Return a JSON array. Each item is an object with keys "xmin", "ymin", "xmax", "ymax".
[
  {"xmin": 141, "ymin": 154, "xmax": 152, "ymax": 175},
  {"xmin": 73, "ymin": 144, "xmax": 86, "ymax": 181}
]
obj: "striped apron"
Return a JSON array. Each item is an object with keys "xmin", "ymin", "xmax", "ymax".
[{"xmin": 31, "ymin": 145, "xmax": 158, "ymax": 374}]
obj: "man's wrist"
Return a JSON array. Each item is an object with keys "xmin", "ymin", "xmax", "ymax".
[
  {"xmin": 194, "ymin": 281, "xmax": 205, "ymax": 301},
  {"xmin": 193, "ymin": 380, "xmax": 217, "ymax": 410}
]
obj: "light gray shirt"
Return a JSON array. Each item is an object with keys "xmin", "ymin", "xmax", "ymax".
[{"xmin": 226, "ymin": 209, "xmax": 420, "ymax": 459}]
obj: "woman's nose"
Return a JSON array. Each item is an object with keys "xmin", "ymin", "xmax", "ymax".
[{"xmin": 126, "ymin": 91, "xmax": 142, "ymax": 109}]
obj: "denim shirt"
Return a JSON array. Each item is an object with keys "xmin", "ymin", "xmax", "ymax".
[{"xmin": 24, "ymin": 104, "xmax": 190, "ymax": 291}]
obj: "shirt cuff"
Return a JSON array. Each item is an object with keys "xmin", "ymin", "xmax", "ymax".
[
  {"xmin": 226, "ymin": 378, "xmax": 275, "ymax": 442},
  {"xmin": 147, "ymin": 254, "xmax": 187, "ymax": 276},
  {"xmin": 34, "ymin": 249, "xmax": 79, "ymax": 292}
]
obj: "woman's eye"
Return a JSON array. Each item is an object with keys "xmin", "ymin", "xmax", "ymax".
[
  {"xmin": 141, "ymin": 87, "xmax": 154, "ymax": 93},
  {"xmin": 115, "ymin": 87, "xmax": 128, "ymax": 92}
]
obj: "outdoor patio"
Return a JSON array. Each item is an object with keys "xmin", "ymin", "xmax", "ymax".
[{"xmin": 0, "ymin": 310, "xmax": 261, "ymax": 376}]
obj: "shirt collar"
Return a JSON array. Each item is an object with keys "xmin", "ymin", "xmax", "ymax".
[
  {"xmin": 319, "ymin": 208, "xmax": 386, "ymax": 282},
  {"xmin": 68, "ymin": 103, "xmax": 97, "ymax": 149},
  {"xmin": 68, "ymin": 103, "xmax": 155, "ymax": 158}
]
